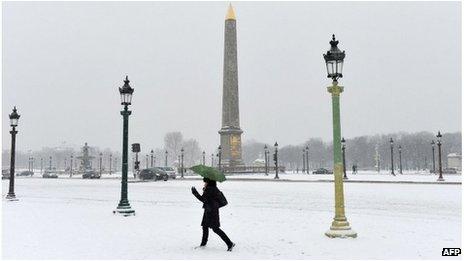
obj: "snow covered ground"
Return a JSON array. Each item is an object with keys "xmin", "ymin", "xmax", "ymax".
[{"xmin": 2, "ymin": 177, "xmax": 461, "ymax": 259}]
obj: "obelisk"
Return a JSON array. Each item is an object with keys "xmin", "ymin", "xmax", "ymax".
[{"xmin": 219, "ymin": 4, "xmax": 244, "ymax": 167}]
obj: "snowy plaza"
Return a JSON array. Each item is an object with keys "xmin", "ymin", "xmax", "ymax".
[{"xmin": 2, "ymin": 173, "xmax": 461, "ymax": 259}]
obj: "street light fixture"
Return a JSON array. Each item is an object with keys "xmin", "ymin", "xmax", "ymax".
[
  {"xmin": 211, "ymin": 153, "xmax": 214, "ymax": 167},
  {"xmin": 202, "ymin": 151, "xmax": 206, "ymax": 165},
  {"xmin": 6, "ymin": 106, "xmax": 20, "ymax": 201},
  {"xmin": 323, "ymin": 35, "xmax": 356, "ymax": 238},
  {"xmin": 390, "ymin": 138, "xmax": 395, "ymax": 176},
  {"xmin": 305, "ymin": 146, "xmax": 310, "ymax": 174},
  {"xmin": 302, "ymin": 149, "xmax": 306, "ymax": 174},
  {"xmin": 114, "ymin": 76, "xmax": 135, "ymax": 216},
  {"xmin": 398, "ymin": 145, "xmax": 403, "ymax": 174},
  {"xmin": 165, "ymin": 150, "xmax": 168, "ymax": 167},
  {"xmin": 217, "ymin": 145, "xmax": 222, "ymax": 171},
  {"xmin": 341, "ymin": 137, "xmax": 347, "ymax": 180},
  {"xmin": 264, "ymin": 145, "xmax": 269, "ymax": 176},
  {"xmin": 99, "ymin": 152, "xmax": 103, "ymax": 175},
  {"xmin": 431, "ymin": 141, "xmax": 436, "ymax": 174},
  {"xmin": 150, "ymin": 150, "xmax": 154, "ymax": 168},
  {"xmin": 109, "ymin": 154, "xmax": 112, "ymax": 175},
  {"xmin": 436, "ymin": 131, "xmax": 444, "ymax": 181},
  {"xmin": 273, "ymin": 142, "xmax": 279, "ymax": 179},
  {"xmin": 181, "ymin": 148, "xmax": 185, "ymax": 178}
]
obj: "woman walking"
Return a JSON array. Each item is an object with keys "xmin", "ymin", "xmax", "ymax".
[{"xmin": 191, "ymin": 177, "xmax": 235, "ymax": 251}]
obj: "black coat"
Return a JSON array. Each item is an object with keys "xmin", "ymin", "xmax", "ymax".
[{"xmin": 192, "ymin": 186, "xmax": 220, "ymax": 228}]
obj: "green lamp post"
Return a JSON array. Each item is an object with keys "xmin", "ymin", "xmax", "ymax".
[
  {"xmin": 114, "ymin": 76, "xmax": 135, "ymax": 216},
  {"xmin": 323, "ymin": 35, "xmax": 356, "ymax": 238},
  {"xmin": 6, "ymin": 107, "xmax": 20, "ymax": 201}
]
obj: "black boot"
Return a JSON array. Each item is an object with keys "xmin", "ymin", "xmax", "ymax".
[{"xmin": 227, "ymin": 243, "xmax": 235, "ymax": 252}]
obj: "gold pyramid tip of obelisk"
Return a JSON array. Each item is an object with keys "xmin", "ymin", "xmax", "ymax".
[{"xmin": 225, "ymin": 3, "xmax": 236, "ymax": 20}]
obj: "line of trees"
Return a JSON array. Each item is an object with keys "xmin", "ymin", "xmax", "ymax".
[
  {"xmin": 2, "ymin": 131, "xmax": 461, "ymax": 172},
  {"xmin": 242, "ymin": 131, "xmax": 461, "ymax": 171}
]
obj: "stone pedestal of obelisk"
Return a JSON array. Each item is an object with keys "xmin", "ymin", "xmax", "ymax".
[{"xmin": 219, "ymin": 4, "xmax": 244, "ymax": 168}]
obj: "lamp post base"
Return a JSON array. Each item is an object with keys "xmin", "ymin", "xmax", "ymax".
[
  {"xmin": 5, "ymin": 193, "xmax": 18, "ymax": 201},
  {"xmin": 437, "ymin": 177, "xmax": 445, "ymax": 182},
  {"xmin": 113, "ymin": 205, "xmax": 135, "ymax": 216},
  {"xmin": 325, "ymin": 227, "xmax": 357, "ymax": 238},
  {"xmin": 325, "ymin": 218, "xmax": 357, "ymax": 238}
]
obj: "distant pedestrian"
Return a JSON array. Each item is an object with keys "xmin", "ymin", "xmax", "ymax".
[
  {"xmin": 191, "ymin": 177, "xmax": 235, "ymax": 251},
  {"xmin": 352, "ymin": 164, "xmax": 356, "ymax": 174}
]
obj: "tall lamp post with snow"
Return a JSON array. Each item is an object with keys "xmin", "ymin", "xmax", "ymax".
[
  {"xmin": 431, "ymin": 141, "xmax": 436, "ymax": 174},
  {"xmin": 341, "ymin": 137, "xmax": 347, "ymax": 180},
  {"xmin": 273, "ymin": 142, "xmax": 279, "ymax": 179},
  {"xmin": 436, "ymin": 131, "xmax": 444, "ymax": 181},
  {"xmin": 305, "ymin": 146, "xmax": 310, "ymax": 174},
  {"xmin": 6, "ymin": 107, "xmax": 20, "ymax": 201},
  {"xmin": 398, "ymin": 145, "xmax": 403, "ymax": 174},
  {"xmin": 323, "ymin": 35, "xmax": 356, "ymax": 238},
  {"xmin": 150, "ymin": 150, "xmax": 154, "ymax": 168},
  {"xmin": 264, "ymin": 145, "xmax": 269, "ymax": 176},
  {"xmin": 390, "ymin": 138, "xmax": 395, "ymax": 176},
  {"xmin": 180, "ymin": 148, "xmax": 185, "ymax": 178},
  {"xmin": 114, "ymin": 76, "xmax": 135, "ymax": 216}
]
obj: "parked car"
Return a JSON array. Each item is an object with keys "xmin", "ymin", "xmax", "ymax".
[
  {"xmin": 139, "ymin": 168, "xmax": 168, "ymax": 181},
  {"xmin": 2, "ymin": 169, "xmax": 10, "ymax": 179},
  {"xmin": 43, "ymin": 170, "xmax": 58, "ymax": 178},
  {"xmin": 443, "ymin": 168, "xmax": 458, "ymax": 174},
  {"xmin": 82, "ymin": 170, "xmax": 100, "ymax": 179},
  {"xmin": 17, "ymin": 170, "xmax": 34, "ymax": 176},
  {"xmin": 159, "ymin": 167, "xmax": 176, "ymax": 179},
  {"xmin": 312, "ymin": 168, "xmax": 333, "ymax": 174}
]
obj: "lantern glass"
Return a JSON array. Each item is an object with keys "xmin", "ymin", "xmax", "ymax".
[
  {"xmin": 336, "ymin": 60, "xmax": 344, "ymax": 76},
  {"xmin": 326, "ymin": 60, "xmax": 335, "ymax": 77},
  {"xmin": 120, "ymin": 92, "xmax": 133, "ymax": 105},
  {"xmin": 10, "ymin": 118, "xmax": 19, "ymax": 127}
]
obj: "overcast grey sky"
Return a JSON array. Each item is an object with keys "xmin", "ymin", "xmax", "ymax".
[{"xmin": 2, "ymin": 1, "xmax": 461, "ymax": 153}]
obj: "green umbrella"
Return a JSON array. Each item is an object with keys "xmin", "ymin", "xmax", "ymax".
[{"xmin": 190, "ymin": 165, "xmax": 226, "ymax": 182}]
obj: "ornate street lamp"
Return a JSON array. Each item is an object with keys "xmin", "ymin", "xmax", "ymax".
[
  {"xmin": 264, "ymin": 145, "xmax": 269, "ymax": 176},
  {"xmin": 165, "ymin": 150, "xmax": 168, "ymax": 167},
  {"xmin": 40, "ymin": 158, "xmax": 43, "ymax": 175},
  {"xmin": 6, "ymin": 106, "xmax": 20, "ymax": 201},
  {"xmin": 302, "ymin": 149, "xmax": 306, "ymax": 174},
  {"xmin": 150, "ymin": 150, "xmax": 154, "ymax": 167},
  {"xmin": 211, "ymin": 153, "xmax": 214, "ymax": 167},
  {"xmin": 431, "ymin": 141, "xmax": 436, "ymax": 174},
  {"xmin": 217, "ymin": 145, "xmax": 222, "ymax": 171},
  {"xmin": 305, "ymin": 146, "xmax": 310, "ymax": 174},
  {"xmin": 323, "ymin": 35, "xmax": 356, "ymax": 238},
  {"xmin": 49, "ymin": 156, "xmax": 52, "ymax": 170},
  {"xmin": 436, "ymin": 132, "xmax": 444, "ymax": 181},
  {"xmin": 114, "ymin": 76, "xmax": 135, "ymax": 216},
  {"xmin": 99, "ymin": 153, "xmax": 103, "ymax": 175},
  {"xmin": 109, "ymin": 154, "xmax": 112, "ymax": 175},
  {"xmin": 181, "ymin": 148, "xmax": 185, "ymax": 178},
  {"xmin": 341, "ymin": 137, "xmax": 347, "ymax": 180},
  {"xmin": 202, "ymin": 151, "xmax": 206, "ymax": 165},
  {"xmin": 398, "ymin": 145, "xmax": 403, "ymax": 174},
  {"xmin": 390, "ymin": 138, "xmax": 395, "ymax": 176},
  {"xmin": 273, "ymin": 142, "xmax": 279, "ymax": 179},
  {"xmin": 70, "ymin": 154, "xmax": 73, "ymax": 177}
]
